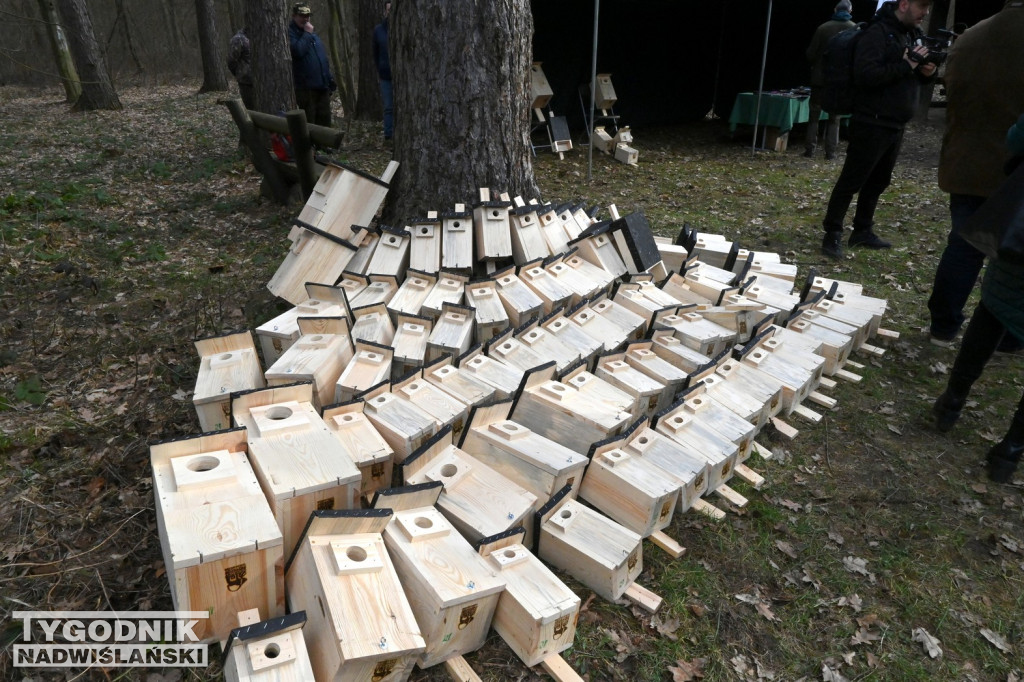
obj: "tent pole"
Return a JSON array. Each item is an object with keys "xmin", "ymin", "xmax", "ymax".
[
  {"xmin": 752, "ymin": 0, "xmax": 772, "ymax": 153},
  {"xmin": 588, "ymin": 0, "xmax": 599, "ymax": 182}
]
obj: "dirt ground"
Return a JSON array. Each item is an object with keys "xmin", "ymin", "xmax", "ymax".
[{"xmin": 1, "ymin": 85, "xmax": 1022, "ymax": 681}]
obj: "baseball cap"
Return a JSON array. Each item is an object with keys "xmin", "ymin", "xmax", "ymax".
[{"xmin": 293, "ymin": 4, "xmax": 311, "ymax": 15}]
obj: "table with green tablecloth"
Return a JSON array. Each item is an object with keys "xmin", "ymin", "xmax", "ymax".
[{"xmin": 728, "ymin": 91, "xmax": 821, "ymax": 151}]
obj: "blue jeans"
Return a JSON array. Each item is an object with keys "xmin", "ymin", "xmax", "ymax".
[
  {"xmin": 379, "ymin": 78, "xmax": 393, "ymax": 138},
  {"xmin": 822, "ymin": 120, "xmax": 903, "ymax": 235},
  {"xmin": 927, "ymin": 194, "xmax": 987, "ymax": 339}
]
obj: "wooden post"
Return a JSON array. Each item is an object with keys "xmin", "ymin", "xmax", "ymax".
[
  {"xmin": 286, "ymin": 109, "xmax": 317, "ymax": 201},
  {"xmin": 223, "ymin": 98, "xmax": 290, "ymax": 204}
]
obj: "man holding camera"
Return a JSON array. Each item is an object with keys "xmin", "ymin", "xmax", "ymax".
[
  {"xmin": 926, "ymin": 0, "xmax": 1024, "ymax": 347},
  {"xmin": 820, "ymin": 0, "xmax": 937, "ymax": 259}
]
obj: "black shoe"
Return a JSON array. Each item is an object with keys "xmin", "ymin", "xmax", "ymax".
[
  {"xmin": 995, "ymin": 333, "xmax": 1024, "ymax": 355},
  {"xmin": 821, "ymin": 232, "xmax": 844, "ymax": 259},
  {"xmin": 986, "ymin": 439, "xmax": 1023, "ymax": 483},
  {"xmin": 932, "ymin": 391, "xmax": 965, "ymax": 432},
  {"xmin": 825, "ymin": 151, "xmax": 836, "ymax": 161},
  {"xmin": 803, "ymin": 149, "xmax": 814, "ymax": 158},
  {"xmin": 849, "ymin": 230, "xmax": 891, "ymax": 249}
]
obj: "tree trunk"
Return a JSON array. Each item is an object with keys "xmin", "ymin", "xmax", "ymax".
[
  {"xmin": 159, "ymin": 1, "xmax": 183, "ymax": 56},
  {"xmin": 106, "ymin": 0, "xmax": 145, "ymax": 77},
  {"xmin": 326, "ymin": 0, "xmax": 357, "ymax": 118},
  {"xmin": 353, "ymin": 0, "xmax": 382, "ymax": 120},
  {"xmin": 36, "ymin": 0, "xmax": 81, "ymax": 103},
  {"xmin": 385, "ymin": 0, "xmax": 537, "ymax": 222},
  {"xmin": 246, "ymin": 0, "xmax": 295, "ymax": 116},
  {"xmin": 54, "ymin": 0, "xmax": 122, "ymax": 111},
  {"xmin": 195, "ymin": 0, "xmax": 229, "ymax": 92}
]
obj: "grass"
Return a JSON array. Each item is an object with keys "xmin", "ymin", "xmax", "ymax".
[{"xmin": 0, "ymin": 83, "xmax": 1022, "ymax": 681}]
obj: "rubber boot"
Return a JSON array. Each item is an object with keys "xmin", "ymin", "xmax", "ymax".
[
  {"xmin": 987, "ymin": 406, "xmax": 1024, "ymax": 483},
  {"xmin": 932, "ymin": 390, "xmax": 965, "ymax": 433}
]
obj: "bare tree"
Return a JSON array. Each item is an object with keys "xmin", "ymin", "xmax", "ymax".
[
  {"xmin": 36, "ymin": 0, "xmax": 81, "ymax": 102},
  {"xmin": 385, "ymin": 0, "xmax": 537, "ymax": 221},
  {"xmin": 54, "ymin": 0, "xmax": 121, "ymax": 111},
  {"xmin": 325, "ymin": 0, "xmax": 357, "ymax": 117},
  {"xmin": 353, "ymin": 0, "xmax": 382, "ymax": 120},
  {"xmin": 195, "ymin": 0, "xmax": 228, "ymax": 92},
  {"xmin": 246, "ymin": 0, "xmax": 294, "ymax": 115}
]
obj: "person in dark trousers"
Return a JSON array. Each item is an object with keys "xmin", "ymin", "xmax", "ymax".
[
  {"xmin": 227, "ymin": 28, "xmax": 255, "ymax": 111},
  {"xmin": 933, "ymin": 117, "xmax": 1024, "ymax": 483},
  {"xmin": 289, "ymin": 3, "xmax": 336, "ymax": 128},
  {"xmin": 373, "ymin": 1, "xmax": 393, "ymax": 141},
  {"xmin": 804, "ymin": 1, "xmax": 856, "ymax": 160},
  {"xmin": 926, "ymin": 0, "xmax": 1024, "ymax": 347},
  {"xmin": 820, "ymin": 0, "xmax": 936, "ymax": 259}
]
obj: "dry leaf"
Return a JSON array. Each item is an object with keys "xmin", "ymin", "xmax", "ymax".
[
  {"xmin": 652, "ymin": 613, "xmax": 681, "ymax": 640},
  {"xmin": 912, "ymin": 627, "xmax": 943, "ymax": 659},
  {"xmin": 843, "ymin": 556, "xmax": 876, "ymax": 583},
  {"xmin": 851, "ymin": 627, "xmax": 880, "ymax": 646},
  {"xmin": 731, "ymin": 654, "xmax": 752, "ymax": 675},
  {"xmin": 821, "ymin": 663, "xmax": 849, "ymax": 682},
  {"xmin": 828, "ymin": 531, "xmax": 845, "ymax": 545},
  {"xmin": 688, "ymin": 603, "xmax": 707, "ymax": 617},
  {"xmin": 669, "ymin": 657, "xmax": 706, "ymax": 681},
  {"xmin": 999, "ymin": 535, "xmax": 1020, "ymax": 553},
  {"xmin": 865, "ymin": 651, "xmax": 880, "ymax": 668},
  {"xmin": 780, "ymin": 499, "xmax": 803, "ymax": 512},
  {"xmin": 887, "ymin": 424, "xmax": 903, "ymax": 435},
  {"xmin": 775, "ymin": 539, "xmax": 798, "ymax": 558},
  {"xmin": 979, "ymin": 628, "xmax": 1013, "ymax": 653},
  {"xmin": 972, "ymin": 483, "xmax": 988, "ymax": 494},
  {"xmin": 756, "ymin": 602, "xmax": 777, "ymax": 621}
]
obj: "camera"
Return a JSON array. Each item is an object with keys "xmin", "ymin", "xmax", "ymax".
[{"xmin": 908, "ymin": 32, "xmax": 953, "ymax": 67}]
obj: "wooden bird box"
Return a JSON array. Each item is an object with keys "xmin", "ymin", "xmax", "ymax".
[
  {"xmin": 660, "ymin": 271, "xmax": 715, "ymax": 307},
  {"xmin": 255, "ymin": 283, "xmax": 350, "ymax": 365},
  {"xmin": 264, "ymin": 317, "xmax": 353, "ymax": 410},
  {"xmin": 408, "ymin": 213, "xmax": 442, "ymax": 274},
  {"xmin": 511, "ymin": 364, "xmax": 632, "ymax": 455},
  {"xmin": 231, "ymin": 383, "xmax": 362, "ymax": 559},
  {"xmin": 194, "ymin": 331, "xmax": 266, "ymax": 433},
  {"xmin": 335, "ymin": 340, "xmax": 393, "ymax": 403},
  {"xmin": 736, "ymin": 333, "xmax": 820, "ymax": 414},
  {"xmin": 691, "ymin": 236, "xmax": 735, "ymax": 269},
  {"xmin": 595, "ymin": 353, "xmax": 670, "ymax": 418},
  {"xmin": 647, "ymin": 330, "xmax": 712, "ymax": 373},
  {"xmin": 594, "ymin": 73, "xmax": 617, "ymax": 110},
  {"xmin": 810, "ymin": 297, "xmax": 876, "ymax": 350},
  {"xmin": 391, "ymin": 312, "xmax": 433, "ymax": 377},
  {"xmin": 530, "ymin": 62, "xmax": 554, "ymax": 110},
  {"xmin": 492, "ymin": 268, "xmax": 545, "ymax": 327},
  {"xmin": 465, "ymin": 280, "xmax": 510, "ymax": 343},
  {"xmin": 426, "ymin": 303, "xmax": 475, "ymax": 362},
  {"xmin": 477, "ymin": 529, "xmax": 580, "ymax": 668},
  {"xmin": 295, "ymin": 160, "xmax": 397, "ymax": 243},
  {"xmin": 589, "ymin": 296, "xmax": 647, "ymax": 342},
  {"xmin": 540, "ymin": 311, "xmax": 603, "ymax": 367},
  {"xmin": 473, "ymin": 189, "xmax": 514, "ymax": 260},
  {"xmin": 678, "ymin": 390, "xmax": 756, "ymax": 463},
  {"xmin": 387, "ymin": 271, "xmax": 437, "ymax": 319},
  {"xmin": 393, "ymin": 368, "xmax": 470, "ymax": 439},
  {"xmin": 524, "ymin": 255, "xmax": 592, "ymax": 312},
  {"xmin": 633, "ymin": 279, "xmax": 683, "ymax": 308},
  {"xmin": 740, "ymin": 283, "xmax": 799, "ymax": 323},
  {"xmin": 373, "ymin": 484, "xmax": 506, "ymax": 668},
  {"xmin": 322, "ymin": 401, "xmax": 394, "ymax": 502},
  {"xmin": 350, "ymin": 302, "xmax": 395, "ymax": 345},
  {"xmin": 459, "ymin": 400, "xmax": 588, "ymax": 504},
  {"xmin": 510, "ymin": 200, "xmax": 550, "ymax": 265},
  {"xmin": 653, "ymin": 397, "xmax": 738, "ymax": 498},
  {"xmin": 613, "ymin": 285, "xmax": 668, "ymax": 323},
  {"xmin": 563, "ymin": 251, "xmax": 616, "ymax": 292},
  {"xmin": 623, "ymin": 341, "xmax": 688, "ymax": 395},
  {"xmin": 567, "ymin": 223, "xmax": 628, "ymax": 279},
  {"xmin": 535, "ymin": 486, "xmax": 645, "ymax": 604},
  {"xmin": 545, "ymin": 257, "xmax": 600, "ymax": 305},
  {"xmin": 554, "ymin": 204, "xmax": 584, "ymax": 241},
  {"xmin": 485, "ymin": 329, "xmax": 548, "ymax": 372},
  {"xmin": 607, "ymin": 212, "xmax": 659, "ymax": 274},
  {"xmin": 420, "ymin": 272, "xmax": 467, "ymax": 319},
  {"xmin": 337, "ymin": 273, "xmax": 369, "ymax": 302},
  {"xmin": 221, "ymin": 610, "xmax": 315, "ymax": 682},
  {"xmin": 457, "ymin": 349, "xmax": 524, "ymax": 400},
  {"xmin": 361, "ymin": 384, "xmax": 441, "ymax": 464},
  {"xmin": 365, "ymin": 227, "xmax": 410, "ymax": 279},
  {"xmin": 516, "ymin": 322, "xmax": 580, "ymax": 373},
  {"xmin": 653, "ymin": 309, "xmax": 736, "ymax": 357},
  {"xmin": 690, "ymin": 362, "xmax": 773, "ymax": 431},
  {"xmin": 441, "ymin": 205, "xmax": 474, "ymax": 272},
  {"xmin": 342, "ymin": 225, "xmax": 379, "ymax": 276},
  {"xmin": 403, "ymin": 427, "xmax": 537, "ymax": 545},
  {"xmin": 151, "ymin": 428, "xmax": 284, "ymax": 643},
  {"xmin": 347, "ymin": 275, "xmax": 398, "ymax": 309},
  {"xmin": 613, "ymin": 143, "xmax": 638, "ymax": 166},
  {"xmin": 787, "ymin": 312, "xmax": 854, "ymax": 374},
  {"xmin": 591, "ymin": 126, "xmax": 614, "ymax": 154},
  {"xmin": 561, "ymin": 363, "xmax": 638, "ymax": 416},
  {"xmin": 537, "ymin": 204, "xmax": 570, "ymax": 255},
  {"xmin": 620, "ymin": 419, "xmax": 709, "ymax": 513},
  {"xmin": 580, "ymin": 441, "xmax": 678, "ymax": 539},
  {"xmin": 285, "ymin": 509, "xmax": 426, "ymax": 681},
  {"xmin": 423, "ymin": 354, "xmax": 496, "ymax": 407},
  {"xmin": 267, "ymin": 222, "xmax": 358, "ymax": 306}
]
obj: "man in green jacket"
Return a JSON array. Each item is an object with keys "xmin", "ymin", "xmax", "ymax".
[{"xmin": 804, "ymin": 1, "xmax": 856, "ymax": 160}]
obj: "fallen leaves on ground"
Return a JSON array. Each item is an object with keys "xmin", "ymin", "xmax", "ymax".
[
  {"xmin": 669, "ymin": 657, "xmax": 706, "ymax": 681},
  {"xmin": 911, "ymin": 627, "xmax": 943, "ymax": 659}
]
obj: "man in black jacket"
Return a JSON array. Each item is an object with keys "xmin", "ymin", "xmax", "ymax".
[
  {"xmin": 820, "ymin": 0, "xmax": 937, "ymax": 259},
  {"xmin": 289, "ymin": 3, "xmax": 337, "ymax": 128}
]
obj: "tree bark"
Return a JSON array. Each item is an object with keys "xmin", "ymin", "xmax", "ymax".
[
  {"xmin": 106, "ymin": 0, "xmax": 145, "ymax": 77},
  {"xmin": 353, "ymin": 0, "xmax": 382, "ymax": 120},
  {"xmin": 36, "ymin": 0, "xmax": 81, "ymax": 103},
  {"xmin": 54, "ymin": 0, "xmax": 121, "ymax": 111},
  {"xmin": 246, "ymin": 0, "xmax": 295, "ymax": 116},
  {"xmin": 326, "ymin": 0, "xmax": 357, "ymax": 118},
  {"xmin": 195, "ymin": 0, "xmax": 229, "ymax": 92},
  {"xmin": 385, "ymin": 0, "xmax": 537, "ymax": 222}
]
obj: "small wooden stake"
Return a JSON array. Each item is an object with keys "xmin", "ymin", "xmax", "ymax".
[
  {"xmin": 649, "ymin": 530, "xmax": 686, "ymax": 558},
  {"xmin": 792, "ymin": 404, "xmax": 822, "ymax": 423},
  {"xmin": 690, "ymin": 497, "xmax": 726, "ymax": 520},
  {"xmin": 541, "ymin": 654, "xmax": 585, "ymax": 682},
  {"xmin": 623, "ymin": 582, "xmax": 662, "ymax": 613},
  {"xmin": 733, "ymin": 463, "xmax": 765, "ymax": 489},
  {"xmin": 714, "ymin": 483, "xmax": 748, "ymax": 508},
  {"xmin": 770, "ymin": 416, "xmax": 799, "ymax": 439},
  {"xmin": 443, "ymin": 655, "xmax": 483, "ymax": 682},
  {"xmin": 807, "ymin": 391, "xmax": 837, "ymax": 409}
]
